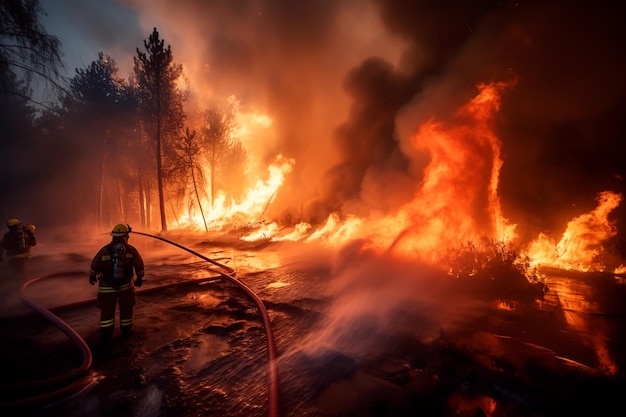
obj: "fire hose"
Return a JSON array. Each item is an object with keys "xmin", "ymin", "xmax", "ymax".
[
  {"xmin": 0, "ymin": 231, "xmax": 281, "ymax": 417},
  {"xmin": 132, "ymin": 231, "xmax": 281, "ymax": 417},
  {"xmin": 0, "ymin": 271, "xmax": 96, "ymax": 410}
]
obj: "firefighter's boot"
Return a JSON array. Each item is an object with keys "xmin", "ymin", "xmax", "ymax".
[{"xmin": 101, "ymin": 327, "xmax": 113, "ymax": 342}]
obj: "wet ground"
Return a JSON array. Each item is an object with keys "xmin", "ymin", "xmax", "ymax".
[{"xmin": 1, "ymin": 231, "xmax": 625, "ymax": 416}]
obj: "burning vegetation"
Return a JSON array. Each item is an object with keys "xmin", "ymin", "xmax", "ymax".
[
  {"xmin": 1, "ymin": 2, "xmax": 626, "ymax": 290},
  {"xmin": 444, "ymin": 238, "xmax": 546, "ymax": 307},
  {"xmin": 2, "ymin": 3, "xmax": 626, "ymax": 415}
]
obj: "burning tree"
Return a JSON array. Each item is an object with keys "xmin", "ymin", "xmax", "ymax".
[
  {"xmin": 200, "ymin": 106, "xmax": 231, "ymax": 210},
  {"xmin": 133, "ymin": 27, "xmax": 185, "ymax": 232},
  {"xmin": 199, "ymin": 106, "xmax": 244, "ymax": 210},
  {"xmin": 221, "ymin": 139, "xmax": 249, "ymax": 204},
  {"xmin": 174, "ymin": 127, "xmax": 209, "ymax": 232}
]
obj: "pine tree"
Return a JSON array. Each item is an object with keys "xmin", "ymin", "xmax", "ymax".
[
  {"xmin": 133, "ymin": 27, "xmax": 185, "ymax": 232},
  {"xmin": 67, "ymin": 53, "xmax": 140, "ymax": 226}
]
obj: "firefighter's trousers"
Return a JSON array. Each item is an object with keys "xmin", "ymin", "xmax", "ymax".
[{"xmin": 97, "ymin": 283, "xmax": 136, "ymax": 337}]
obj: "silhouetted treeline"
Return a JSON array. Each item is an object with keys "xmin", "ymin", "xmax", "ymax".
[{"xmin": 1, "ymin": 2, "xmax": 247, "ymax": 232}]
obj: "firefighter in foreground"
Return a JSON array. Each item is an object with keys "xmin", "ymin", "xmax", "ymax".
[
  {"xmin": 89, "ymin": 224, "xmax": 145, "ymax": 341},
  {"xmin": 0, "ymin": 218, "xmax": 37, "ymax": 271}
]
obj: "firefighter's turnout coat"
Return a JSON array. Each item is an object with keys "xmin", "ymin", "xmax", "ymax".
[
  {"xmin": 89, "ymin": 237, "xmax": 145, "ymax": 335},
  {"xmin": 0, "ymin": 225, "xmax": 36, "ymax": 261}
]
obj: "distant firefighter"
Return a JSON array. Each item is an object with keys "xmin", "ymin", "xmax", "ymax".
[
  {"xmin": 0, "ymin": 218, "xmax": 37, "ymax": 269},
  {"xmin": 89, "ymin": 223, "xmax": 145, "ymax": 341}
]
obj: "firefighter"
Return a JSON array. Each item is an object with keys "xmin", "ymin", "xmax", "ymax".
[
  {"xmin": 0, "ymin": 218, "xmax": 37, "ymax": 271},
  {"xmin": 89, "ymin": 223, "xmax": 145, "ymax": 341}
]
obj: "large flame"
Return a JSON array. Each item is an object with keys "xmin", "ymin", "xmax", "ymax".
[
  {"xmin": 179, "ymin": 154, "xmax": 294, "ymax": 231},
  {"xmin": 366, "ymin": 81, "xmax": 517, "ymax": 262},
  {"xmin": 187, "ymin": 80, "xmax": 623, "ymax": 275},
  {"xmin": 524, "ymin": 190, "xmax": 623, "ymax": 272},
  {"xmin": 243, "ymin": 81, "xmax": 519, "ymax": 264}
]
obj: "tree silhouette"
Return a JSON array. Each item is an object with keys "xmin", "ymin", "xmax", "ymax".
[
  {"xmin": 0, "ymin": 0, "xmax": 65, "ymax": 219},
  {"xmin": 66, "ymin": 53, "xmax": 140, "ymax": 226},
  {"xmin": 222, "ymin": 137, "xmax": 249, "ymax": 203},
  {"xmin": 0, "ymin": 0, "xmax": 64, "ymax": 108},
  {"xmin": 200, "ymin": 106, "xmax": 234, "ymax": 209},
  {"xmin": 177, "ymin": 127, "xmax": 209, "ymax": 231},
  {"xmin": 68, "ymin": 52, "xmax": 125, "ymax": 109},
  {"xmin": 133, "ymin": 27, "xmax": 185, "ymax": 232},
  {"xmin": 0, "ymin": 66, "xmax": 39, "ymax": 218}
]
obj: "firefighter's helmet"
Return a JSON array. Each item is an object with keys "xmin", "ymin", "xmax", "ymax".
[
  {"xmin": 7, "ymin": 218, "xmax": 22, "ymax": 228},
  {"xmin": 111, "ymin": 223, "xmax": 131, "ymax": 237},
  {"xmin": 26, "ymin": 224, "xmax": 36, "ymax": 232}
]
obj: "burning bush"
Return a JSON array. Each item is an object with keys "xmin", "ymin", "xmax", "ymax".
[{"xmin": 444, "ymin": 237, "xmax": 547, "ymax": 306}]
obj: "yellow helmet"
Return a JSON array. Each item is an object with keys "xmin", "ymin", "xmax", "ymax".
[
  {"xmin": 111, "ymin": 223, "xmax": 131, "ymax": 237},
  {"xmin": 26, "ymin": 224, "xmax": 36, "ymax": 232},
  {"xmin": 7, "ymin": 218, "xmax": 22, "ymax": 228}
]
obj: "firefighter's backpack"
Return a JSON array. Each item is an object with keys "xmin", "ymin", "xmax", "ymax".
[
  {"xmin": 16, "ymin": 229, "xmax": 26, "ymax": 251},
  {"xmin": 111, "ymin": 242, "xmax": 127, "ymax": 281}
]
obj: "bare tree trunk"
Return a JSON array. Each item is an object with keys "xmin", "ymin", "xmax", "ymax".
[
  {"xmin": 156, "ymin": 84, "xmax": 167, "ymax": 232},
  {"xmin": 139, "ymin": 178, "xmax": 146, "ymax": 228},
  {"xmin": 156, "ymin": 135, "xmax": 167, "ymax": 231},
  {"xmin": 210, "ymin": 164, "xmax": 215, "ymax": 209},
  {"xmin": 167, "ymin": 187, "xmax": 181, "ymax": 227},
  {"xmin": 99, "ymin": 154, "xmax": 105, "ymax": 227},
  {"xmin": 117, "ymin": 177, "xmax": 125, "ymax": 221},
  {"xmin": 146, "ymin": 186, "xmax": 152, "ymax": 229},
  {"xmin": 191, "ymin": 165, "xmax": 209, "ymax": 232}
]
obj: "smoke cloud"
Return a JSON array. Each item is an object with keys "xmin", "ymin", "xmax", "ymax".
[
  {"xmin": 279, "ymin": 238, "xmax": 492, "ymax": 359},
  {"xmin": 14, "ymin": 1, "xmax": 622, "ymax": 244},
  {"xmin": 111, "ymin": 1, "xmax": 625, "ymax": 237}
]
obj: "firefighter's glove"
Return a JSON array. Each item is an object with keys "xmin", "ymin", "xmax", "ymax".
[
  {"xmin": 135, "ymin": 276, "xmax": 144, "ymax": 288},
  {"xmin": 89, "ymin": 275, "xmax": 97, "ymax": 285}
]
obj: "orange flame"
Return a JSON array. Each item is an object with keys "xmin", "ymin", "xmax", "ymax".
[
  {"xmin": 524, "ymin": 191, "xmax": 623, "ymax": 272},
  {"xmin": 184, "ymin": 79, "xmax": 624, "ymax": 275},
  {"xmin": 238, "ymin": 81, "xmax": 519, "ymax": 263},
  {"xmin": 180, "ymin": 154, "xmax": 294, "ymax": 231},
  {"xmin": 363, "ymin": 81, "xmax": 517, "ymax": 262}
]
